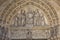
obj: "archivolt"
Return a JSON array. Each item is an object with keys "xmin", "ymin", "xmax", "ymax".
[{"xmin": 0, "ymin": 0, "xmax": 58, "ymax": 27}]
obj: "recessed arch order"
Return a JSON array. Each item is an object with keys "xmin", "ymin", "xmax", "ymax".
[{"xmin": 0, "ymin": 0, "xmax": 58, "ymax": 27}]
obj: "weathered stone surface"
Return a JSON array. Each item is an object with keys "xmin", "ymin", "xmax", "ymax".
[{"xmin": 0, "ymin": 0, "xmax": 60, "ymax": 40}]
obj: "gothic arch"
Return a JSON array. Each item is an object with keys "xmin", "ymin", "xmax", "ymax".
[
  {"xmin": 0, "ymin": 0, "xmax": 59, "ymax": 40},
  {"xmin": 0, "ymin": 0, "xmax": 58, "ymax": 27}
]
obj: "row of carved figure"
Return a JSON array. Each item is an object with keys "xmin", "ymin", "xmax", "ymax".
[{"xmin": 11, "ymin": 9, "xmax": 47, "ymax": 27}]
